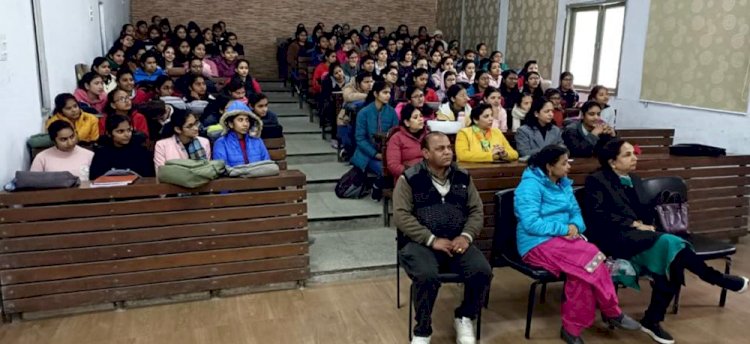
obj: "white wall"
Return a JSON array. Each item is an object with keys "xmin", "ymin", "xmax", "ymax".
[
  {"xmin": 0, "ymin": 0, "xmax": 130, "ymax": 182},
  {"xmin": 0, "ymin": 1, "xmax": 44, "ymax": 183},
  {"xmin": 40, "ymin": 0, "xmax": 131, "ymax": 103},
  {"xmin": 548, "ymin": 0, "xmax": 750, "ymax": 154}
]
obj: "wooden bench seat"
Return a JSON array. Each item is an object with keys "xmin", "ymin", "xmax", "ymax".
[{"xmin": 0, "ymin": 170, "xmax": 308, "ymax": 317}]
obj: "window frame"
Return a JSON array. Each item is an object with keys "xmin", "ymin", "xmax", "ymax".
[{"xmin": 562, "ymin": 0, "xmax": 626, "ymax": 93}]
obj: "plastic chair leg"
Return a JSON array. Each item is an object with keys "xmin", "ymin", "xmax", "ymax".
[{"xmin": 525, "ymin": 281, "xmax": 539, "ymax": 339}]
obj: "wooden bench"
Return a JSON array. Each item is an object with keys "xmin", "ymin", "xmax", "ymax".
[
  {"xmin": 264, "ymin": 137, "xmax": 287, "ymax": 170},
  {"xmin": 0, "ymin": 171, "xmax": 308, "ymax": 319},
  {"xmin": 462, "ymin": 154, "xmax": 750, "ymax": 258},
  {"xmin": 618, "ymin": 128, "xmax": 674, "ymax": 155}
]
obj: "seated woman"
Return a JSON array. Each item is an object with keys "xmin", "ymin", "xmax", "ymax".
[
  {"xmin": 500, "ymin": 70, "xmax": 521, "ymax": 111},
  {"xmin": 487, "ymin": 61, "xmax": 502, "ymax": 89},
  {"xmin": 248, "ymin": 93, "xmax": 283, "ymax": 139},
  {"xmin": 74, "ymin": 72, "xmax": 107, "ymax": 114},
  {"xmin": 588, "ymin": 85, "xmax": 615, "ymax": 125},
  {"xmin": 482, "ymin": 87, "xmax": 508, "ymax": 132},
  {"xmin": 153, "ymin": 109, "xmax": 211, "ymax": 170},
  {"xmin": 455, "ymin": 104, "xmax": 518, "ymax": 163},
  {"xmin": 558, "ymin": 72, "xmax": 579, "ymax": 108},
  {"xmin": 183, "ymin": 75, "xmax": 216, "ymax": 118},
  {"xmin": 90, "ymin": 114, "xmax": 155, "ymax": 179},
  {"xmin": 116, "ymin": 68, "xmax": 151, "ymax": 106},
  {"xmin": 133, "ymin": 51, "xmax": 166, "ymax": 85},
  {"xmin": 410, "ymin": 68, "xmax": 439, "ymax": 103},
  {"xmin": 562, "ymin": 101, "xmax": 615, "ymax": 158},
  {"xmin": 91, "ymin": 57, "xmax": 117, "ymax": 93},
  {"xmin": 342, "ymin": 71, "xmax": 374, "ymax": 111},
  {"xmin": 515, "ymin": 97, "xmax": 565, "ymax": 157},
  {"xmin": 395, "ymin": 86, "xmax": 435, "ymax": 121},
  {"xmin": 190, "ymin": 42, "xmax": 218, "ymax": 78},
  {"xmin": 352, "ymin": 81, "xmax": 399, "ymax": 177},
  {"xmin": 100, "ymin": 88, "xmax": 150, "ymax": 139},
  {"xmin": 584, "ymin": 139, "xmax": 749, "ymax": 344},
  {"xmin": 154, "ymin": 75, "xmax": 188, "ymax": 110},
  {"xmin": 385, "ymin": 104, "xmax": 428, "ymax": 183},
  {"xmin": 456, "ymin": 60, "xmax": 476, "ymax": 85},
  {"xmin": 510, "ymin": 92, "xmax": 533, "ymax": 133},
  {"xmin": 106, "ymin": 45, "xmax": 126, "ymax": 73},
  {"xmin": 31, "ymin": 120, "xmax": 94, "ymax": 179},
  {"xmin": 515, "ymin": 145, "xmax": 641, "ymax": 344},
  {"xmin": 213, "ymin": 43, "xmax": 239, "ymax": 78},
  {"xmin": 522, "ymin": 71, "xmax": 544, "ymax": 101},
  {"xmin": 435, "ymin": 70, "xmax": 457, "ymax": 103},
  {"xmin": 46, "ymin": 93, "xmax": 100, "ymax": 144},
  {"xmin": 436, "ymin": 84, "xmax": 472, "ymax": 124},
  {"xmin": 212, "ymin": 103, "xmax": 270, "ymax": 167},
  {"xmin": 544, "ymin": 88, "xmax": 565, "ymax": 127},
  {"xmin": 231, "ymin": 59, "xmax": 262, "ymax": 99},
  {"xmin": 160, "ymin": 45, "xmax": 185, "ymax": 78}
]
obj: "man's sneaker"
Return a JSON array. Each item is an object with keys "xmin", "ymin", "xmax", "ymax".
[
  {"xmin": 640, "ymin": 320, "xmax": 675, "ymax": 344},
  {"xmin": 560, "ymin": 327, "xmax": 584, "ymax": 344},
  {"xmin": 724, "ymin": 275, "xmax": 750, "ymax": 293},
  {"xmin": 453, "ymin": 317, "xmax": 476, "ymax": 344},
  {"xmin": 603, "ymin": 313, "xmax": 641, "ymax": 330},
  {"xmin": 410, "ymin": 335, "xmax": 431, "ymax": 344}
]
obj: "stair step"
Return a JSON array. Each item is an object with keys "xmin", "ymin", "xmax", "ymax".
[
  {"xmin": 291, "ymin": 162, "xmax": 350, "ymax": 183},
  {"xmin": 266, "ymin": 93, "xmax": 297, "ymax": 103},
  {"xmin": 273, "ymin": 103, "xmax": 310, "ymax": 114},
  {"xmin": 309, "ymin": 226, "xmax": 396, "ymax": 274},
  {"xmin": 286, "ymin": 135, "xmax": 338, "ymax": 156},
  {"xmin": 281, "ymin": 117, "xmax": 321, "ymax": 134},
  {"xmin": 288, "ymin": 155, "xmax": 339, "ymax": 165},
  {"xmin": 307, "ymin": 190, "xmax": 382, "ymax": 221},
  {"xmin": 259, "ymin": 83, "xmax": 288, "ymax": 92},
  {"xmin": 308, "ymin": 215, "xmax": 385, "ymax": 232}
]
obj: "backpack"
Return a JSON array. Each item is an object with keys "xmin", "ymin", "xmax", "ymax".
[
  {"xmin": 157, "ymin": 159, "xmax": 226, "ymax": 188},
  {"xmin": 335, "ymin": 166, "xmax": 370, "ymax": 199},
  {"xmin": 226, "ymin": 160, "xmax": 280, "ymax": 178}
]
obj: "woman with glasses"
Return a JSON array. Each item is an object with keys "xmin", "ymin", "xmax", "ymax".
[
  {"xmin": 100, "ymin": 88, "xmax": 150, "ymax": 140},
  {"xmin": 153, "ymin": 109, "xmax": 211, "ymax": 170},
  {"xmin": 90, "ymin": 114, "xmax": 155, "ymax": 179}
]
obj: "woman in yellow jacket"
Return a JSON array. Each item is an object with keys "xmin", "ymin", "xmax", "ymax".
[
  {"xmin": 45, "ymin": 93, "xmax": 100, "ymax": 144},
  {"xmin": 456, "ymin": 103, "xmax": 519, "ymax": 163}
]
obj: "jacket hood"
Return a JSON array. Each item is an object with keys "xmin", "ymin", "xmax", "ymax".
[
  {"xmin": 521, "ymin": 166, "xmax": 573, "ymax": 189},
  {"xmin": 219, "ymin": 108, "xmax": 263, "ymax": 138}
]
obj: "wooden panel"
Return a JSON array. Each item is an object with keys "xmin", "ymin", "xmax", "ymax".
[
  {"xmin": 277, "ymin": 161, "xmax": 288, "ymax": 170},
  {"xmin": 1, "ymin": 243, "xmax": 308, "ymax": 284},
  {"xmin": 0, "ymin": 203, "xmax": 306, "ymax": 238},
  {"xmin": 2, "ymin": 215, "xmax": 306, "ymax": 253},
  {"xmin": 639, "ymin": 147, "xmax": 670, "ymax": 155},
  {"xmin": 691, "ymin": 208, "xmax": 748, "ymax": 222},
  {"xmin": 263, "ymin": 137, "xmax": 286, "ymax": 149},
  {"xmin": 1, "ymin": 229, "xmax": 308, "ymax": 269},
  {"xmin": 0, "ymin": 189, "xmax": 305, "ymax": 223},
  {"xmin": 3, "ymin": 256, "xmax": 308, "ymax": 300},
  {"xmin": 637, "ymin": 167, "xmax": 750, "ymax": 179},
  {"xmin": 269, "ymin": 148, "xmax": 287, "ymax": 161},
  {"xmin": 690, "ymin": 218, "xmax": 746, "ymax": 232},
  {"xmin": 626, "ymin": 137, "xmax": 673, "ymax": 146},
  {"xmin": 689, "ymin": 186, "xmax": 750, "ymax": 199},
  {"xmin": 688, "ymin": 177, "xmax": 750, "ymax": 189},
  {"xmin": 2, "ymin": 268, "xmax": 309, "ymax": 314},
  {"xmin": 690, "ymin": 197, "xmax": 749, "ymax": 210},
  {"xmin": 618, "ymin": 129, "xmax": 675, "ymax": 137},
  {"xmin": 0, "ymin": 171, "xmax": 306, "ymax": 206}
]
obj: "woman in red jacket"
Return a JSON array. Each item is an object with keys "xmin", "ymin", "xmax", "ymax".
[
  {"xmin": 385, "ymin": 103, "xmax": 428, "ymax": 183},
  {"xmin": 311, "ymin": 49, "xmax": 337, "ymax": 96},
  {"xmin": 99, "ymin": 88, "xmax": 150, "ymax": 140}
]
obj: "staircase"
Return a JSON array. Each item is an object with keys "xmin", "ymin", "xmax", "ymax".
[{"xmin": 260, "ymin": 81, "xmax": 396, "ymax": 283}]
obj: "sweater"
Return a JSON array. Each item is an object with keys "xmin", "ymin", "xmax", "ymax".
[
  {"xmin": 89, "ymin": 138, "xmax": 155, "ymax": 179},
  {"xmin": 213, "ymin": 57, "xmax": 238, "ymax": 78},
  {"xmin": 385, "ymin": 127, "xmax": 428, "ymax": 180},
  {"xmin": 515, "ymin": 124, "xmax": 564, "ymax": 157},
  {"xmin": 46, "ymin": 112, "xmax": 100, "ymax": 143},
  {"xmin": 393, "ymin": 161, "xmax": 483, "ymax": 245},
  {"xmin": 514, "ymin": 167, "xmax": 586, "ymax": 257},
  {"xmin": 562, "ymin": 121, "xmax": 614, "ymax": 158},
  {"xmin": 351, "ymin": 102, "xmax": 400, "ymax": 171},
  {"xmin": 455, "ymin": 127, "xmax": 519, "ymax": 163},
  {"xmin": 73, "ymin": 88, "xmax": 106, "ymax": 114},
  {"xmin": 98, "ymin": 112, "xmax": 150, "ymax": 139},
  {"xmin": 436, "ymin": 102, "xmax": 472, "ymax": 123},
  {"xmin": 30, "ymin": 146, "xmax": 94, "ymax": 179},
  {"xmin": 133, "ymin": 67, "xmax": 166, "ymax": 84},
  {"xmin": 311, "ymin": 63, "xmax": 329, "ymax": 95},
  {"xmin": 153, "ymin": 135, "xmax": 212, "ymax": 170},
  {"xmin": 212, "ymin": 132, "xmax": 270, "ymax": 167}
]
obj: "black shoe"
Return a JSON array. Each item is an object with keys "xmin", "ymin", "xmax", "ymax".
[
  {"xmin": 722, "ymin": 275, "xmax": 749, "ymax": 293},
  {"xmin": 560, "ymin": 327, "xmax": 584, "ymax": 344},
  {"xmin": 640, "ymin": 320, "xmax": 675, "ymax": 344},
  {"xmin": 603, "ymin": 313, "xmax": 641, "ymax": 330}
]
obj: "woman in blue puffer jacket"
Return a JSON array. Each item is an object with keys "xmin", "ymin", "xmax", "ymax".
[{"xmin": 212, "ymin": 101, "xmax": 270, "ymax": 167}]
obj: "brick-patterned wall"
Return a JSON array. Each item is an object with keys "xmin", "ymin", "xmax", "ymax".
[{"xmin": 131, "ymin": 0, "xmax": 437, "ymax": 79}]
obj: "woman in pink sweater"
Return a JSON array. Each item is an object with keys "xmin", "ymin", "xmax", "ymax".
[
  {"xmin": 73, "ymin": 72, "xmax": 107, "ymax": 114},
  {"xmin": 30, "ymin": 120, "xmax": 94, "ymax": 180},
  {"xmin": 385, "ymin": 104, "xmax": 429, "ymax": 183},
  {"xmin": 153, "ymin": 110, "xmax": 211, "ymax": 170}
]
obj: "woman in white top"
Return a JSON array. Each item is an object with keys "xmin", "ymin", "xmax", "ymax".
[{"xmin": 31, "ymin": 120, "xmax": 94, "ymax": 180}]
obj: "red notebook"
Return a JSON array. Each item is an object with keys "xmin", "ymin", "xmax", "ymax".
[{"xmin": 91, "ymin": 174, "xmax": 139, "ymax": 188}]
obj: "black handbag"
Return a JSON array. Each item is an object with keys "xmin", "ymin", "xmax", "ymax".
[
  {"xmin": 669, "ymin": 143, "xmax": 726, "ymax": 157},
  {"xmin": 9, "ymin": 171, "xmax": 80, "ymax": 191},
  {"xmin": 654, "ymin": 191, "xmax": 689, "ymax": 236}
]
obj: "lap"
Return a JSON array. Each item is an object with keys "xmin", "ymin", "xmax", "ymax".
[{"xmin": 400, "ymin": 242, "xmax": 490, "ymax": 278}]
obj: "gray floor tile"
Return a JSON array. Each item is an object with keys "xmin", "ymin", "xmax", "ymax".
[
  {"xmin": 291, "ymin": 162, "xmax": 350, "ymax": 182},
  {"xmin": 307, "ymin": 191, "xmax": 381, "ymax": 220},
  {"xmin": 309, "ymin": 227, "xmax": 396, "ymax": 273}
]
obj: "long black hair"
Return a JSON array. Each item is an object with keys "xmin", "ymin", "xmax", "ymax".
[
  {"xmin": 364, "ymin": 81, "xmax": 389, "ymax": 105},
  {"xmin": 528, "ymin": 145, "xmax": 569, "ymax": 175}
]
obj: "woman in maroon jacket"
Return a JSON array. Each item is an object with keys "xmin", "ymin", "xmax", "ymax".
[{"xmin": 385, "ymin": 104, "xmax": 428, "ymax": 183}]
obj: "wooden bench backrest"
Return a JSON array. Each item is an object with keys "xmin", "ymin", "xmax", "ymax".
[{"xmin": 618, "ymin": 129, "xmax": 674, "ymax": 155}]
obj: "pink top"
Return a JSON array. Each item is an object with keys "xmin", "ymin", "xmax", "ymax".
[
  {"xmin": 30, "ymin": 146, "xmax": 94, "ymax": 179},
  {"xmin": 153, "ymin": 135, "xmax": 212, "ymax": 170},
  {"xmin": 73, "ymin": 88, "xmax": 107, "ymax": 114},
  {"xmin": 492, "ymin": 107, "xmax": 509, "ymax": 132}
]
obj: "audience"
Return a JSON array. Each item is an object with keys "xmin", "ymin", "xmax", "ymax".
[
  {"xmin": 544, "ymin": 88, "xmax": 565, "ymax": 127},
  {"xmin": 562, "ymin": 101, "xmax": 615, "ymax": 158},
  {"xmin": 116, "ymin": 68, "xmax": 151, "ymax": 105},
  {"xmin": 90, "ymin": 114, "xmax": 155, "ymax": 179},
  {"xmin": 352, "ymin": 81, "xmax": 399, "ymax": 177},
  {"xmin": 153, "ymin": 109, "xmax": 211, "ymax": 170},
  {"xmin": 583, "ymin": 139, "xmax": 749, "ymax": 344},
  {"xmin": 248, "ymin": 93, "xmax": 283, "ymax": 139},
  {"xmin": 213, "ymin": 43, "xmax": 240, "ymax": 78},
  {"xmin": 515, "ymin": 145, "xmax": 641, "ymax": 344},
  {"xmin": 455, "ymin": 104, "xmax": 518, "ymax": 163},
  {"xmin": 558, "ymin": 72, "xmax": 579, "ymax": 108},
  {"xmin": 515, "ymin": 98, "xmax": 565, "ymax": 157},
  {"xmin": 91, "ymin": 57, "xmax": 117, "ymax": 93},
  {"xmin": 588, "ymin": 85, "xmax": 615, "ymax": 125},
  {"xmin": 499, "ymin": 70, "xmax": 521, "ymax": 111},
  {"xmin": 385, "ymin": 104, "xmax": 428, "ymax": 182},
  {"xmin": 481, "ymin": 87, "xmax": 508, "ymax": 132},
  {"xmin": 74, "ymin": 72, "xmax": 107, "ymax": 114},
  {"xmin": 510, "ymin": 93, "xmax": 533, "ymax": 133},
  {"xmin": 133, "ymin": 51, "xmax": 166, "ymax": 84},
  {"xmin": 31, "ymin": 120, "xmax": 95, "ymax": 179},
  {"xmin": 436, "ymin": 84, "xmax": 471, "ymax": 124},
  {"xmin": 101, "ymin": 88, "xmax": 150, "ymax": 139},
  {"xmin": 232, "ymin": 59, "xmax": 262, "ymax": 99},
  {"xmin": 46, "ymin": 93, "xmax": 100, "ymax": 144},
  {"xmin": 212, "ymin": 102, "xmax": 270, "ymax": 167}
]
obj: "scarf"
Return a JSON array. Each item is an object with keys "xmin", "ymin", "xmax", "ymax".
[
  {"xmin": 471, "ymin": 125, "xmax": 492, "ymax": 152},
  {"xmin": 619, "ymin": 175, "xmax": 633, "ymax": 188},
  {"xmin": 178, "ymin": 136, "xmax": 208, "ymax": 161},
  {"xmin": 510, "ymin": 105, "xmax": 527, "ymax": 132}
]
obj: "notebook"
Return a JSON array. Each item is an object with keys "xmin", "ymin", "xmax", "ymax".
[{"xmin": 90, "ymin": 174, "xmax": 139, "ymax": 188}]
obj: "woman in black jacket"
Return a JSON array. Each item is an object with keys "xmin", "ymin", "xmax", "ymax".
[
  {"xmin": 561, "ymin": 101, "xmax": 615, "ymax": 158},
  {"xmin": 583, "ymin": 138, "xmax": 747, "ymax": 344},
  {"xmin": 90, "ymin": 114, "xmax": 155, "ymax": 179}
]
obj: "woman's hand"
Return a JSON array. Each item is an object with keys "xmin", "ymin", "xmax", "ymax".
[
  {"xmin": 375, "ymin": 153, "xmax": 383, "ymax": 160},
  {"xmin": 632, "ymin": 220, "xmax": 655, "ymax": 231},
  {"xmin": 566, "ymin": 224, "xmax": 579, "ymax": 238}
]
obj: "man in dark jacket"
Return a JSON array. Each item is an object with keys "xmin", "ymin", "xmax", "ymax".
[
  {"xmin": 562, "ymin": 101, "xmax": 615, "ymax": 158},
  {"xmin": 393, "ymin": 132, "xmax": 492, "ymax": 344}
]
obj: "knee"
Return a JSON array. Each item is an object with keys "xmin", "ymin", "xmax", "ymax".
[
  {"xmin": 411, "ymin": 269, "xmax": 441, "ymax": 286},
  {"xmin": 467, "ymin": 260, "xmax": 493, "ymax": 283}
]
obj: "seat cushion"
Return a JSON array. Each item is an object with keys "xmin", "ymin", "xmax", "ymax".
[
  {"xmin": 502, "ymin": 254, "xmax": 561, "ymax": 282},
  {"xmin": 689, "ymin": 236, "xmax": 736, "ymax": 260}
]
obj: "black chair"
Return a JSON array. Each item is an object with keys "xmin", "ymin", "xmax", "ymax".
[
  {"xmin": 396, "ymin": 230, "xmax": 483, "ymax": 341},
  {"xmin": 639, "ymin": 176, "xmax": 737, "ymax": 314},
  {"xmin": 491, "ymin": 189, "xmax": 564, "ymax": 339}
]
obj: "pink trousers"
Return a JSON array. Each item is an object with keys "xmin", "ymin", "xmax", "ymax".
[{"xmin": 523, "ymin": 237, "xmax": 621, "ymax": 336}]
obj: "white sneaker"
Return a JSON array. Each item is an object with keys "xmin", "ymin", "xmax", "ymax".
[
  {"xmin": 739, "ymin": 276, "xmax": 749, "ymax": 294},
  {"xmin": 453, "ymin": 317, "xmax": 477, "ymax": 344},
  {"xmin": 411, "ymin": 335, "xmax": 431, "ymax": 344}
]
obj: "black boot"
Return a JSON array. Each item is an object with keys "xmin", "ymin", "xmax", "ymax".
[
  {"xmin": 560, "ymin": 327, "xmax": 584, "ymax": 344},
  {"xmin": 639, "ymin": 319, "xmax": 674, "ymax": 344}
]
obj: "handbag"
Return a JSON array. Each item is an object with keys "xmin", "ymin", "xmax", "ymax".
[
  {"xmin": 654, "ymin": 191, "xmax": 690, "ymax": 236},
  {"xmin": 158, "ymin": 159, "xmax": 226, "ymax": 188},
  {"xmin": 8, "ymin": 171, "xmax": 80, "ymax": 191},
  {"xmin": 226, "ymin": 160, "xmax": 280, "ymax": 178}
]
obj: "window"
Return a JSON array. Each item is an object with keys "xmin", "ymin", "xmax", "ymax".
[{"xmin": 563, "ymin": 2, "xmax": 625, "ymax": 91}]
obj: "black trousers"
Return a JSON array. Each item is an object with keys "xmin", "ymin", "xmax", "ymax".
[
  {"xmin": 399, "ymin": 242, "xmax": 493, "ymax": 337},
  {"xmin": 643, "ymin": 248, "xmax": 725, "ymax": 323}
]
